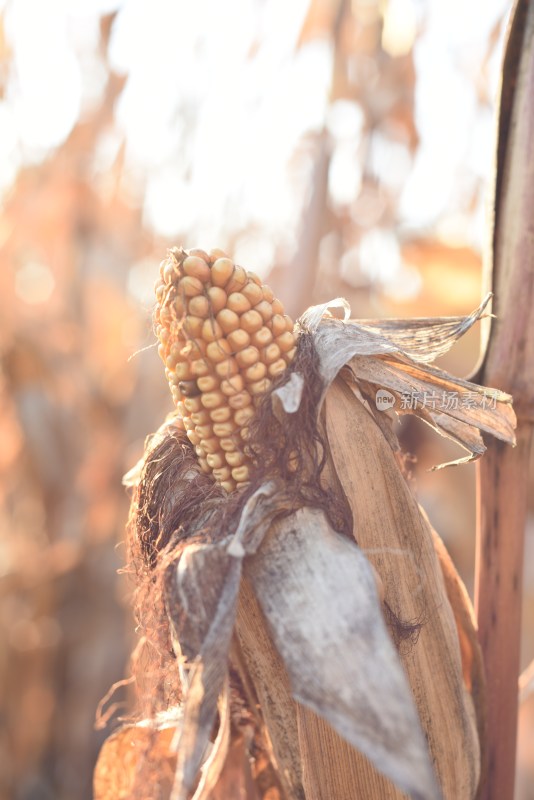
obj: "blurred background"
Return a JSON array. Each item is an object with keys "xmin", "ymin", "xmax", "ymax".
[{"xmin": 0, "ymin": 0, "xmax": 532, "ymax": 798}]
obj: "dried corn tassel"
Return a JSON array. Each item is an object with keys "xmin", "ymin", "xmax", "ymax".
[{"xmin": 154, "ymin": 247, "xmax": 296, "ymax": 493}]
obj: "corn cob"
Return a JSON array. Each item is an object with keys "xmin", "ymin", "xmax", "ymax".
[{"xmin": 154, "ymin": 247, "xmax": 297, "ymax": 493}]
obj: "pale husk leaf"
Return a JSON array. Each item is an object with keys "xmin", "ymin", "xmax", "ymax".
[
  {"xmin": 244, "ymin": 506, "xmax": 441, "ymax": 800},
  {"xmin": 323, "ymin": 378, "xmax": 481, "ymax": 799},
  {"xmin": 165, "ymin": 540, "xmax": 240, "ymax": 800},
  {"xmin": 296, "ymin": 297, "xmax": 516, "ymax": 466}
]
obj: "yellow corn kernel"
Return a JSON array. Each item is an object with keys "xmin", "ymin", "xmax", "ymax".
[
  {"xmin": 202, "ymin": 437, "xmax": 223, "ymax": 455},
  {"xmin": 225, "ymin": 266, "xmax": 247, "ymax": 293},
  {"xmin": 241, "ymin": 282, "xmax": 263, "ymax": 305},
  {"xmin": 201, "ymin": 390, "xmax": 226, "ymax": 409},
  {"xmin": 272, "ymin": 298, "xmax": 285, "ymax": 315},
  {"xmin": 270, "ymin": 314, "xmax": 287, "ymax": 336},
  {"xmin": 284, "ymin": 347, "xmax": 296, "ymax": 362},
  {"xmin": 180, "ymin": 276, "xmax": 204, "ymax": 296},
  {"xmin": 261, "ymin": 285, "xmax": 274, "ymax": 303},
  {"xmin": 202, "ymin": 318, "xmax": 223, "ymax": 342},
  {"xmin": 207, "ymin": 286, "xmax": 227, "ymax": 313},
  {"xmin": 182, "ymin": 338, "xmax": 206, "ymax": 358},
  {"xmin": 244, "ymin": 362, "xmax": 266, "ymax": 381},
  {"xmin": 184, "ymin": 396, "xmax": 203, "ymax": 413},
  {"xmin": 225, "ymin": 450, "xmax": 246, "ymax": 467},
  {"xmin": 197, "ymin": 375, "xmax": 219, "ymax": 392},
  {"xmin": 189, "ymin": 247, "xmax": 210, "ymax": 263},
  {"xmin": 214, "ymin": 357, "xmax": 239, "ymax": 377},
  {"xmin": 206, "ymin": 339, "xmax": 232, "ymax": 363},
  {"xmin": 220, "ymin": 375, "xmax": 244, "ymax": 396},
  {"xmin": 268, "ymin": 358, "xmax": 287, "ymax": 377},
  {"xmin": 220, "ymin": 480, "xmax": 236, "ymax": 493},
  {"xmin": 186, "ymin": 429, "xmax": 200, "ymax": 446},
  {"xmin": 228, "ymin": 390, "xmax": 252, "ymax": 410},
  {"xmin": 248, "ymin": 378, "xmax": 270, "ymax": 395},
  {"xmin": 227, "ymin": 292, "xmax": 251, "ymax": 314},
  {"xmin": 227, "ymin": 329, "xmax": 250, "ymax": 351},
  {"xmin": 183, "ymin": 315, "xmax": 204, "ymax": 338},
  {"xmin": 261, "ymin": 343, "xmax": 281, "ymax": 364},
  {"xmin": 241, "ymin": 309, "xmax": 263, "ymax": 333},
  {"xmin": 235, "ymin": 346, "xmax": 260, "ymax": 368},
  {"xmin": 207, "ymin": 452, "xmax": 226, "ymax": 469},
  {"xmin": 209, "ymin": 406, "xmax": 233, "ymax": 423},
  {"xmin": 188, "ymin": 295, "xmax": 210, "ymax": 317},
  {"xmin": 250, "ymin": 326, "xmax": 273, "ymax": 347},
  {"xmin": 209, "ymin": 247, "xmax": 229, "ymax": 262},
  {"xmin": 211, "ymin": 257, "xmax": 234, "ymax": 287},
  {"xmin": 182, "ymin": 255, "xmax": 211, "ymax": 282},
  {"xmin": 213, "ymin": 420, "xmax": 237, "ymax": 437},
  {"xmin": 275, "ymin": 331, "xmax": 296, "ymax": 352},
  {"xmin": 234, "ymin": 406, "xmax": 255, "ymax": 427},
  {"xmin": 213, "ymin": 466, "xmax": 232, "ymax": 482},
  {"xmin": 231, "ymin": 466, "xmax": 250, "ymax": 483},
  {"xmin": 195, "ymin": 423, "xmax": 213, "ymax": 439},
  {"xmin": 247, "ymin": 271, "xmax": 262, "ymax": 286},
  {"xmin": 191, "ymin": 358, "xmax": 210, "ymax": 377},
  {"xmin": 217, "ymin": 308, "xmax": 240, "ymax": 334},
  {"xmin": 220, "ymin": 437, "xmax": 239, "ymax": 452},
  {"xmin": 190, "ymin": 410, "xmax": 211, "ymax": 425},
  {"xmin": 254, "ymin": 300, "xmax": 274, "ymax": 322}
]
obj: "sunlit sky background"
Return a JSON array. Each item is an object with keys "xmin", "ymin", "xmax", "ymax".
[{"xmin": 1, "ymin": 0, "xmax": 510, "ymax": 303}]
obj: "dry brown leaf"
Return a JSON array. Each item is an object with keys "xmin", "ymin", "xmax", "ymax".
[
  {"xmin": 324, "ymin": 378, "xmax": 481, "ymax": 799},
  {"xmin": 165, "ymin": 541, "xmax": 239, "ymax": 800},
  {"xmin": 300, "ymin": 296, "xmax": 515, "ymax": 466}
]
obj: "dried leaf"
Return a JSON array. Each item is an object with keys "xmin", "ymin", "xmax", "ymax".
[
  {"xmin": 355, "ymin": 294, "xmax": 492, "ymax": 364},
  {"xmin": 235, "ymin": 578, "xmax": 305, "ymax": 800},
  {"xmin": 245, "ymin": 506, "xmax": 441, "ymax": 800},
  {"xmin": 324, "ymin": 378, "xmax": 481, "ymax": 799},
  {"xmin": 165, "ymin": 539, "xmax": 241, "ymax": 800},
  {"xmin": 431, "ymin": 525, "xmax": 486, "ymax": 777},
  {"xmin": 297, "ymin": 297, "xmax": 515, "ymax": 465}
]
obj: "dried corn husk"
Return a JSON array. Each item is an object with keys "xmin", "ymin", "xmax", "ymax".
[{"xmin": 98, "ymin": 294, "xmax": 516, "ymax": 800}]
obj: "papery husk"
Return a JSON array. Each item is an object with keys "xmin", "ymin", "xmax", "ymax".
[
  {"xmin": 237, "ymin": 506, "xmax": 441, "ymax": 800},
  {"xmin": 232, "ymin": 379, "xmax": 485, "ymax": 800},
  {"xmin": 321, "ymin": 377, "xmax": 480, "ymax": 799},
  {"xmin": 235, "ymin": 579, "xmax": 303, "ymax": 800}
]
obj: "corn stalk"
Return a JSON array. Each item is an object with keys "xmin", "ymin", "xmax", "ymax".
[{"xmin": 474, "ymin": 1, "xmax": 534, "ymax": 797}]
